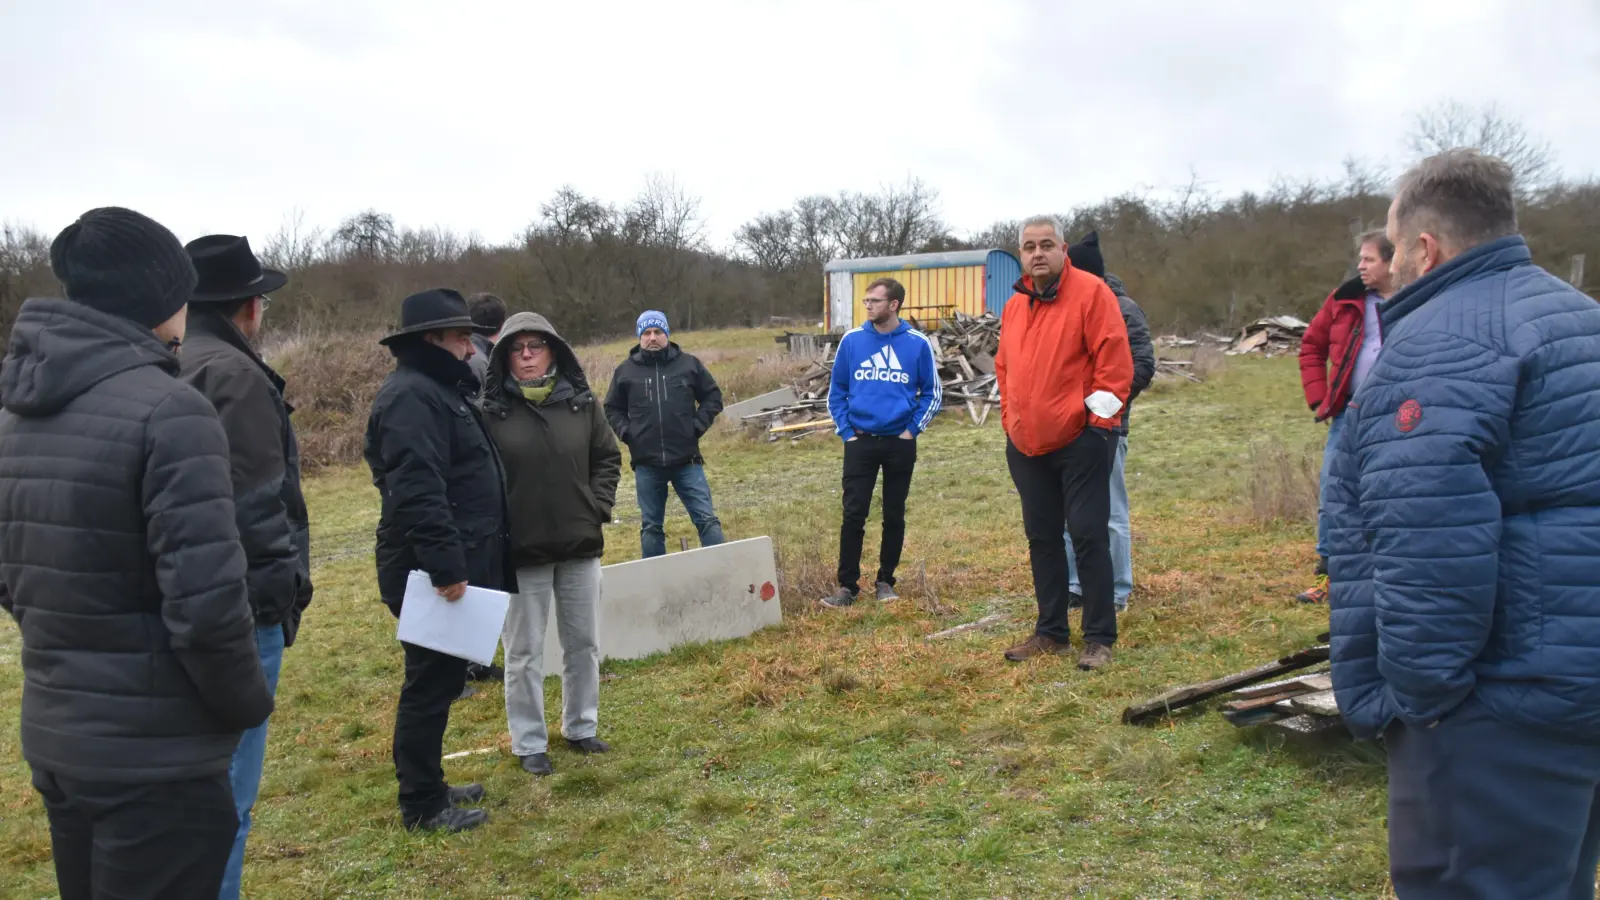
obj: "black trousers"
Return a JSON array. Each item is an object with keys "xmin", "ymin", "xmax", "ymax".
[
  {"xmin": 395, "ymin": 640, "xmax": 469, "ymax": 825},
  {"xmin": 31, "ymin": 767, "xmax": 237, "ymax": 900},
  {"xmin": 1006, "ymin": 428, "xmax": 1118, "ymax": 646},
  {"xmin": 837, "ymin": 434, "xmax": 917, "ymax": 593}
]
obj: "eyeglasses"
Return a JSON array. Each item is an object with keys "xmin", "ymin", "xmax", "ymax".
[
  {"xmin": 862, "ymin": 295, "xmax": 893, "ymax": 306},
  {"xmin": 510, "ymin": 339, "xmax": 549, "ymax": 356},
  {"xmin": 259, "ymin": 295, "xmax": 273, "ymax": 311}
]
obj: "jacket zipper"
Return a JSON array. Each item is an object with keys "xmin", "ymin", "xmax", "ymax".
[
  {"xmin": 1326, "ymin": 305, "xmax": 1364, "ymax": 417},
  {"xmin": 655, "ymin": 365, "xmax": 668, "ymax": 466}
]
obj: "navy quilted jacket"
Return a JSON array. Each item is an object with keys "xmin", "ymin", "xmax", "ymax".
[{"xmin": 1326, "ymin": 235, "xmax": 1600, "ymax": 740}]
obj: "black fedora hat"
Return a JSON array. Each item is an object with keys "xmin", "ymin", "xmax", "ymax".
[
  {"xmin": 380, "ymin": 288, "xmax": 495, "ymax": 345},
  {"xmin": 186, "ymin": 234, "xmax": 288, "ymax": 303}
]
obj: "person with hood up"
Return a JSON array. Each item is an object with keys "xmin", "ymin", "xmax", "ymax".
[
  {"xmin": 603, "ymin": 310, "xmax": 727, "ymax": 558},
  {"xmin": 364, "ymin": 287, "xmax": 513, "ymax": 834},
  {"xmin": 1062, "ymin": 231, "xmax": 1155, "ymax": 613},
  {"xmin": 0, "ymin": 207, "xmax": 272, "ymax": 898},
  {"xmin": 481, "ymin": 312, "xmax": 622, "ymax": 777},
  {"xmin": 821, "ymin": 276, "xmax": 942, "ymax": 608}
]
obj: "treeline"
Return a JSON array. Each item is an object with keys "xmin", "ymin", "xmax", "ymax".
[{"xmin": 3, "ymin": 140, "xmax": 1596, "ymax": 346}]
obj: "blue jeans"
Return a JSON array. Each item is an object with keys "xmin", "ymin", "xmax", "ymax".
[
  {"xmin": 1315, "ymin": 413, "xmax": 1345, "ymax": 561},
  {"xmin": 1066, "ymin": 435, "xmax": 1131, "ymax": 610},
  {"xmin": 636, "ymin": 464, "xmax": 725, "ymax": 558},
  {"xmin": 218, "ymin": 624, "xmax": 285, "ymax": 900}
]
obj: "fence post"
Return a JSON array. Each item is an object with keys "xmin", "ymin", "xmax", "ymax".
[{"xmin": 1570, "ymin": 254, "xmax": 1586, "ymax": 290}]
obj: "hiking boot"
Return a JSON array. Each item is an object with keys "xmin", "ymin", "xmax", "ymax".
[
  {"xmin": 1297, "ymin": 575, "xmax": 1329, "ymax": 604},
  {"xmin": 566, "ymin": 736, "xmax": 612, "ymax": 754},
  {"xmin": 1066, "ymin": 592, "xmax": 1083, "ymax": 610},
  {"xmin": 447, "ymin": 783, "xmax": 485, "ymax": 807},
  {"xmin": 1003, "ymin": 634, "xmax": 1072, "ymax": 662},
  {"xmin": 875, "ymin": 582, "xmax": 899, "ymax": 602},
  {"xmin": 1077, "ymin": 643, "xmax": 1114, "ymax": 672},
  {"xmin": 408, "ymin": 806, "xmax": 488, "ymax": 833},
  {"xmin": 465, "ymin": 663, "xmax": 504, "ymax": 682},
  {"xmin": 820, "ymin": 588, "xmax": 856, "ymax": 609},
  {"xmin": 520, "ymin": 753, "xmax": 553, "ymax": 776}
]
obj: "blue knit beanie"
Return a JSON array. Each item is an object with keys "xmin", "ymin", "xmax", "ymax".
[{"xmin": 637, "ymin": 310, "xmax": 669, "ymax": 338}]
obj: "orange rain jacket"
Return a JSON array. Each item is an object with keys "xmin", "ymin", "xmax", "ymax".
[{"xmin": 995, "ymin": 265, "xmax": 1134, "ymax": 457}]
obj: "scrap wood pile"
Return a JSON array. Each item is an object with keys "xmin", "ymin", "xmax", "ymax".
[
  {"xmin": 740, "ymin": 312, "xmax": 1005, "ymax": 441},
  {"xmin": 1121, "ymin": 636, "xmax": 1347, "ymax": 737},
  {"xmin": 1225, "ymin": 315, "xmax": 1309, "ymax": 357}
]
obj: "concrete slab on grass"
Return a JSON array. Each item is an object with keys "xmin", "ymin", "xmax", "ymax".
[
  {"xmin": 540, "ymin": 536, "xmax": 782, "ymax": 670},
  {"xmin": 722, "ymin": 387, "xmax": 799, "ymax": 423}
]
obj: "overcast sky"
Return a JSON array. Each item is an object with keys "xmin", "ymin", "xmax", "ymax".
[{"xmin": 3, "ymin": 0, "xmax": 1597, "ymax": 251}]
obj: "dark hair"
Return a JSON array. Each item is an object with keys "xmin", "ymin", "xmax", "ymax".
[
  {"xmin": 866, "ymin": 277, "xmax": 906, "ymax": 310},
  {"xmin": 1392, "ymin": 149, "xmax": 1518, "ymax": 252},
  {"xmin": 1355, "ymin": 229, "xmax": 1394, "ymax": 263},
  {"xmin": 466, "ymin": 292, "xmax": 507, "ymax": 331}
]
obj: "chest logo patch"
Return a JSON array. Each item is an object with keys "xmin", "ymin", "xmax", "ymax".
[{"xmin": 1395, "ymin": 399, "xmax": 1423, "ymax": 434}]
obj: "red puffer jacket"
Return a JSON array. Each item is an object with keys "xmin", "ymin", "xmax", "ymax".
[{"xmin": 1299, "ymin": 277, "xmax": 1371, "ymax": 422}]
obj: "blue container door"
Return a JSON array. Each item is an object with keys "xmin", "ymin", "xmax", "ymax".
[{"xmin": 984, "ymin": 250, "xmax": 1022, "ymax": 316}]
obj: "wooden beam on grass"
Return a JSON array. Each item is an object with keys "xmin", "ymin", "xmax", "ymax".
[{"xmin": 1121, "ymin": 644, "xmax": 1330, "ymax": 725}]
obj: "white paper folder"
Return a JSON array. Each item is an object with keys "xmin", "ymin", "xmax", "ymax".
[{"xmin": 396, "ymin": 570, "xmax": 509, "ymax": 666}]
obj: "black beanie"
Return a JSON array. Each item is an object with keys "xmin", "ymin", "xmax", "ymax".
[
  {"xmin": 50, "ymin": 207, "xmax": 197, "ymax": 329},
  {"xmin": 1067, "ymin": 230, "xmax": 1106, "ymax": 280}
]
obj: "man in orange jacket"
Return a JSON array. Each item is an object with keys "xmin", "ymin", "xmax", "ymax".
[{"xmin": 995, "ymin": 215, "xmax": 1133, "ymax": 671}]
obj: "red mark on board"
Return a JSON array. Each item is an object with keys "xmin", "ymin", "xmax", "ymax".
[
  {"xmin": 1396, "ymin": 399, "xmax": 1423, "ymax": 433},
  {"xmin": 760, "ymin": 581, "xmax": 776, "ymax": 602}
]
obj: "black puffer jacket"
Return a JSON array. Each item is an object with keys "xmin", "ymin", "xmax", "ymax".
[
  {"xmin": 603, "ymin": 342, "xmax": 723, "ymax": 469},
  {"xmin": 180, "ymin": 311, "xmax": 313, "ymax": 645},
  {"xmin": 483, "ymin": 313, "xmax": 622, "ymax": 567},
  {"xmin": 364, "ymin": 339, "xmax": 514, "ymax": 611},
  {"xmin": 1106, "ymin": 273, "xmax": 1156, "ymax": 437},
  {"xmin": 0, "ymin": 298, "xmax": 272, "ymax": 783}
]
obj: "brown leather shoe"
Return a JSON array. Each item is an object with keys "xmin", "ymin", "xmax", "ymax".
[
  {"xmin": 1077, "ymin": 642, "xmax": 1113, "ymax": 671},
  {"xmin": 1003, "ymin": 634, "xmax": 1071, "ymax": 662}
]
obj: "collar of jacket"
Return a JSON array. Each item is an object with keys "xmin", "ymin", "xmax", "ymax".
[
  {"xmin": 187, "ymin": 309, "xmax": 291, "ymax": 406},
  {"xmin": 1013, "ymin": 273, "xmax": 1061, "ymax": 304},
  {"xmin": 1381, "ymin": 235, "xmax": 1531, "ymax": 331},
  {"xmin": 1331, "ymin": 276, "xmax": 1369, "ymax": 303},
  {"xmin": 631, "ymin": 342, "xmax": 681, "ymax": 367},
  {"xmin": 390, "ymin": 338, "xmax": 479, "ymax": 396}
]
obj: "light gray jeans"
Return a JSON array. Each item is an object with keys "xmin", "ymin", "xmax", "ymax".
[{"xmin": 504, "ymin": 559, "xmax": 601, "ymax": 756}]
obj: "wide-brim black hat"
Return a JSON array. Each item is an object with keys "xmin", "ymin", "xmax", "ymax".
[
  {"xmin": 380, "ymin": 288, "xmax": 497, "ymax": 345},
  {"xmin": 186, "ymin": 234, "xmax": 288, "ymax": 303}
]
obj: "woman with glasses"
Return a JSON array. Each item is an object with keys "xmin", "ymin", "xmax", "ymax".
[{"xmin": 480, "ymin": 313, "xmax": 621, "ymax": 777}]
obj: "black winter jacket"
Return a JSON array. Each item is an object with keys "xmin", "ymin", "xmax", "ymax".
[
  {"xmin": 180, "ymin": 311, "xmax": 313, "ymax": 645},
  {"xmin": 603, "ymin": 343, "xmax": 723, "ymax": 469},
  {"xmin": 1106, "ymin": 274, "xmax": 1156, "ymax": 437},
  {"xmin": 483, "ymin": 313, "xmax": 622, "ymax": 567},
  {"xmin": 0, "ymin": 298, "xmax": 273, "ymax": 783},
  {"xmin": 364, "ymin": 340, "xmax": 514, "ymax": 612}
]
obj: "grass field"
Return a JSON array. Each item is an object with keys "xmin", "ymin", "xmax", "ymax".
[{"xmin": 0, "ymin": 328, "xmax": 1395, "ymax": 898}]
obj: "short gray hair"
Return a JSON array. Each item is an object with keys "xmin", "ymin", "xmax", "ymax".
[
  {"xmin": 1392, "ymin": 149, "xmax": 1518, "ymax": 252},
  {"xmin": 1018, "ymin": 215, "xmax": 1064, "ymax": 247},
  {"xmin": 1355, "ymin": 229, "xmax": 1394, "ymax": 262}
]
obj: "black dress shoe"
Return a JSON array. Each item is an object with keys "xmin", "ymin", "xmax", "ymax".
[
  {"xmin": 520, "ymin": 753, "xmax": 553, "ymax": 776},
  {"xmin": 448, "ymin": 783, "xmax": 485, "ymax": 807},
  {"xmin": 408, "ymin": 806, "xmax": 488, "ymax": 833},
  {"xmin": 566, "ymin": 736, "xmax": 612, "ymax": 754}
]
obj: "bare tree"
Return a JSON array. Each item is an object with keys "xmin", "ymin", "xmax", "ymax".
[
  {"xmin": 1407, "ymin": 100, "xmax": 1558, "ymax": 193},
  {"xmin": 331, "ymin": 209, "xmax": 399, "ymax": 262},
  {"xmin": 735, "ymin": 211, "xmax": 797, "ymax": 271},
  {"xmin": 260, "ymin": 208, "xmax": 325, "ymax": 272}
]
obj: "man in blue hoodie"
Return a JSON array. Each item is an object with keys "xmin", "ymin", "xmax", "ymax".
[
  {"xmin": 822, "ymin": 277, "xmax": 942, "ymax": 607},
  {"xmin": 1326, "ymin": 149, "xmax": 1600, "ymax": 898}
]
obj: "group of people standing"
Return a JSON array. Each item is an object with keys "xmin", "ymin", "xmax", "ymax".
[
  {"xmin": 3, "ymin": 146, "xmax": 1598, "ymax": 899},
  {"xmin": 822, "ymin": 222, "xmax": 1153, "ymax": 674},
  {"xmin": 368, "ymin": 295, "xmax": 732, "ymax": 834},
  {"xmin": 0, "ymin": 206, "xmax": 733, "ymax": 895}
]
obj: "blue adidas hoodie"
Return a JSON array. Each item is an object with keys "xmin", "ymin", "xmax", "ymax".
[{"xmin": 827, "ymin": 320, "xmax": 942, "ymax": 440}]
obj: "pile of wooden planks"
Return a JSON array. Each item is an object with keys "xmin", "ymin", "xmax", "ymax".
[
  {"xmin": 1121, "ymin": 637, "xmax": 1346, "ymax": 737},
  {"xmin": 924, "ymin": 312, "xmax": 1001, "ymax": 426},
  {"xmin": 739, "ymin": 313, "xmax": 1009, "ymax": 441},
  {"xmin": 1226, "ymin": 315, "xmax": 1309, "ymax": 357}
]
